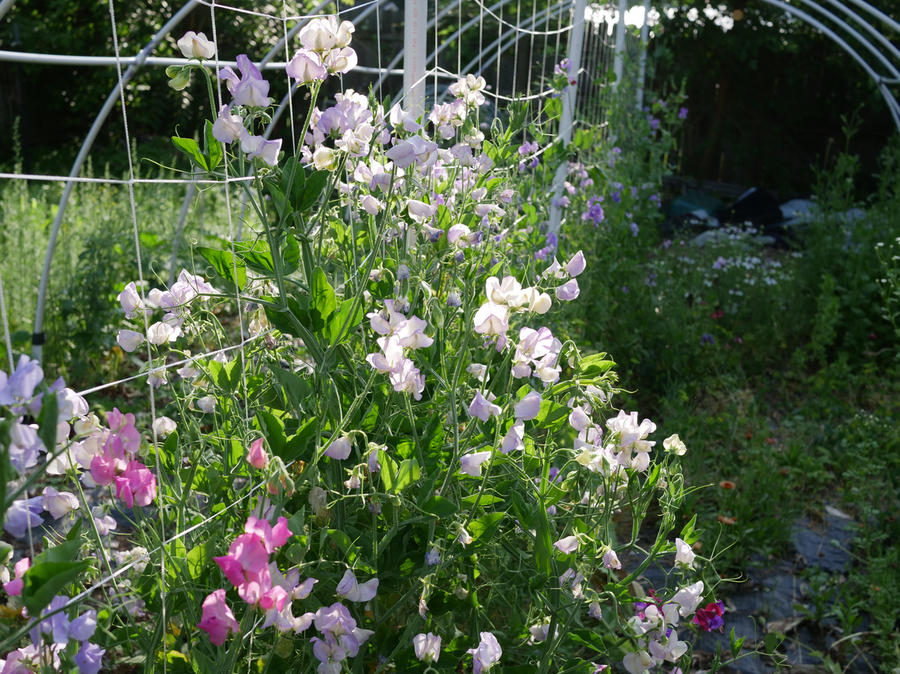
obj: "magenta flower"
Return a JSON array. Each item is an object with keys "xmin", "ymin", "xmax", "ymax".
[
  {"xmin": 198, "ymin": 589, "xmax": 240, "ymax": 645},
  {"xmin": 693, "ymin": 600, "xmax": 725, "ymax": 631},
  {"xmin": 114, "ymin": 460, "xmax": 157, "ymax": 508},
  {"xmin": 3, "ymin": 557, "xmax": 30, "ymax": 596}
]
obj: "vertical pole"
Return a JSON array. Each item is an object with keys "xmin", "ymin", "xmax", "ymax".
[
  {"xmin": 403, "ymin": 0, "xmax": 427, "ymax": 117},
  {"xmin": 636, "ymin": 0, "xmax": 650, "ymax": 109},
  {"xmin": 613, "ymin": 0, "xmax": 627, "ymax": 91},
  {"xmin": 548, "ymin": 0, "xmax": 587, "ymax": 238}
]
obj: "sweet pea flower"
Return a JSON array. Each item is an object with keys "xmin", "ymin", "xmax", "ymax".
[
  {"xmin": 553, "ymin": 535, "xmax": 579, "ymax": 554},
  {"xmin": 117, "ymin": 282, "xmax": 144, "ymax": 319},
  {"xmin": 286, "ymin": 48, "xmax": 327, "ymax": 84},
  {"xmin": 674, "ymin": 538, "xmax": 695, "ymax": 568},
  {"xmin": 564, "ymin": 250, "xmax": 586, "ymax": 277},
  {"xmin": 114, "ymin": 460, "xmax": 157, "ymax": 508},
  {"xmin": 663, "ymin": 433, "xmax": 687, "ymax": 456},
  {"xmin": 325, "ymin": 436, "xmax": 352, "ymax": 460},
  {"xmin": 671, "ymin": 580, "xmax": 704, "ymax": 617},
  {"xmin": 623, "ymin": 650, "xmax": 654, "ymax": 674},
  {"xmin": 406, "ymin": 199, "xmax": 436, "ymax": 223},
  {"xmin": 460, "ymin": 450, "xmax": 492, "ymax": 477},
  {"xmin": 467, "ymin": 391, "xmax": 501, "ymax": 421},
  {"xmin": 603, "ymin": 547, "xmax": 621, "ymax": 570},
  {"xmin": 3, "ymin": 497, "xmax": 43, "ymax": 538},
  {"xmin": 300, "ymin": 16, "xmax": 355, "ymax": 52},
  {"xmin": 467, "ymin": 632, "xmax": 502, "ymax": 674},
  {"xmin": 212, "ymin": 105, "xmax": 244, "ymax": 144},
  {"xmin": 413, "ymin": 632, "xmax": 441, "ymax": 663},
  {"xmin": 360, "ymin": 194, "xmax": 383, "ymax": 215},
  {"xmin": 116, "ymin": 329, "xmax": 144, "ymax": 352},
  {"xmin": 472, "ymin": 302, "xmax": 509, "ymax": 337},
  {"xmin": 74, "ymin": 642, "xmax": 105, "ymax": 674},
  {"xmin": 152, "ymin": 416, "xmax": 177, "ymax": 439},
  {"xmin": 196, "ymin": 395, "xmax": 216, "ymax": 413},
  {"xmin": 324, "ymin": 46, "xmax": 358, "ymax": 74},
  {"xmin": 336, "ymin": 568, "xmax": 379, "ymax": 602},
  {"xmin": 568, "ymin": 406, "xmax": 591, "ymax": 432},
  {"xmin": 555, "ymin": 279, "xmax": 580, "ymax": 301},
  {"xmin": 239, "ymin": 129, "xmax": 281, "ymax": 167},
  {"xmin": 313, "ymin": 146, "xmax": 337, "ymax": 170},
  {"xmin": 41, "ymin": 487, "xmax": 79, "ymax": 519},
  {"xmin": 500, "ymin": 420, "xmax": 524, "ymax": 453},
  {"xmin": 3, "ymin": 557, "xmax": 30, "ymax": 596},
  {"xmin": 198, "ymin": 589, "xmax": 240, "ymax": 645},
  {"xmin": 177, "ymin": 31, "xmax": 215, "ymax": 60},
  {"xmin": 247, "ymin": 438, "xmax": 269, "ymax": 469},
  {"xmin": 219, "ymin": 54, "xmax": 271, "ymax": 107}
]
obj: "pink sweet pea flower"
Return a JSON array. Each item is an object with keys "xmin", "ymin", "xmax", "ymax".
[
  {"xmin": 114, "ymin": 461, "xmax": 157, "ymax": 508},
  {"xmin": 198, "ymin": 589, "xmax": 240, "ymax": 645},
  {"xmin": 3, "ymin": 557, "xmax": 31, "ymax": 596},
  {"xmin": 246, "ymin": 438, "xmax": 268, "ymax": 469}
]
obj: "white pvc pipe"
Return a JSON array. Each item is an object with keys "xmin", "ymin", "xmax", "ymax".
[
  {"xmin": 549, "ymin": 0, "xmax": 587, "ymax": 237},
  {"xmin": 404, "ymin": 0, "xmax": 428, "ymax": 117},
  {"xmin": 824, "ymin": 0, "xmax": 900, "ymax": 63},
  {"xmin": 636, "ymin": 0, "xmax": 649, "ymax": 109},
  {"xmin": 760, "ymin": 0, "xmax": 900, "ymax": 132},
  {"xmin": 31, "ymin": 0, "xmax": 202, "ymax": 362},
  {"xmin": 0, "ymin": 0, "xmax": 15, "ymax": 21},
  {"xmin": 612, "ymin": 0, "xmax": 626, "ymax": 90}
]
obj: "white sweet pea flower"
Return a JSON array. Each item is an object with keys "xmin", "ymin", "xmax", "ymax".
[
  {"xmin": 663, "ymin": 433, "xmax": 687, "ymax": 455},
  {"xmin": 177, "ymin": 31, "xmax": 215, "ymax": 60},
  {"xmin": 313, "ymin": 146, "xmax": 337, "ymax": 170},
  {"xmin": 42, "ymin": 487, "xmax": 79, "ymax": 519},
  {"xmin": 117, "ymin": 329, "xmax": 144, "ymax": 353},
  {"xmin": 152, "ymin": 416, "xmax": 177, "ymax": 439},
  {"xmin": 674, "ymin": 538, "xmax": 696, "ymax": 568}
]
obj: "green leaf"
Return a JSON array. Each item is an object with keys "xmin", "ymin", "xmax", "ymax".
[
  {"xmin": 197, "ymin": 246, "xmax": 246, "ymax": 291},
  {"xmin": 186, "ymin": 543, "xmax": 208, "ymax": 580},
  {"xmin": 326, "ymin": 529, "xmax": 360, "ymax": 564},
  {"xmin": 204, "ymin": 120, "xmax": 223, "ymax": 170},
  {"xmin": 282, "ymin": 418, "xmax": 316, "ymax": 463},
  {"xmin": 172, "ymin": 136, "xmax": 207, "ymax": 170},
  {"xmin": 311, "ymin": 267, "xmax": 337, "ymax": 322},
  {"xmin": 300, "ymin": 170, "xmax": 330, "ymax": 211},
  {"xmin": 729, "ymin": 627, "xmax": 745, "ymax": 659},
  {"xmin": 208, "ymin": 356, "xmax": 241, "ymax": 392},
  {"xmin": 382, "ymin": 458, "xmax": 420, "ymax": 494},
  {"xmin": 22, "ymin": 560, "xmax": 91, "ymax": 614},
  {"xmin": 37, "ymin": 391, "xmax": 59, "ymax": 459},
  {"xmin": 327, "ymin": 300, "xmax": 363, "ymax": 345},
  {"xmin": 468, "ymin": 511, "xmax": 504, "ymax": 542},
  {"xmin": 421, "ymin": 495, "xmax": 458, "ymax": 518},
  {"xmin": 257, "ymin": 409, "xmax": 287, "ymax": 456},
  {"xmin": 238, "ymin": 240, "xmax": 276, "ymax": 275},
  {"xmin": 578, "ymin": 353, "xmax": 616, "ymax": 378}
]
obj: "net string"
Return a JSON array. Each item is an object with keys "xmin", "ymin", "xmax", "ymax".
[
  {"xmin": 472, "ymin": 0, "xmax": 573, "ymax": 36},
  {"xmin": 105, "ymin": 0, "xmax": 167, "ymax": 667}
]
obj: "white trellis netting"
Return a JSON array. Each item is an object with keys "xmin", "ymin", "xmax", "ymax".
[{"xmin": 0, "ymin": 0, "xmax": 618, "ymax": 657}]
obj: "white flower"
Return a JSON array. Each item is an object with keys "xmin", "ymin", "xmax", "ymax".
[
  {"xmin": 212, "ymin": 105, "xmax": 244, "ymax": 144},
  {"xmin": 313, "ymin": 146, "xmax": 337, "ymax": 170},
  {"xmin": 147, "ymin": 321, "xmax": 181, "ymax": 345},
  {"xmin": 285, "ymin": 49, "xmax": 326, "ymax": 84},
  {"xmin": 663, "ymin": 433, "xmax": 687, "ymax": 456},
  {"xmin": 196, "ymin": 395, "xmax": 216, "ymax": 413},
  {"xmin": 413, "ymin": 632, "xmax": 441, "ymax": 663},
  {"xmin": 674, "ymin": 538, "xmax": 695, "ymax": 568},
  {"xmin": 460, "ymin": 450, "xmax": 492, "ymax": 477},
  {"xmin": 177, "ymin": 31, "xmax": 215, "ymax": 60},
  {"xmin": 553, "ymin": 535, "xmax": 579, "ymax": 554},
  {"xmin": 472, "ymin": 302, "xmax": 509, "ymax": 337},
  {"xmin": 152, "ymin": 416, "xmax": 177, "ymax": 439},
  {"xmin": 42, "ymin": 486, "xmax": 79, "ymax": 519},
  {"xmin": 360, "ymin": 194, "xmax": 383, "ymax": 215},
  {"xmin": 118, "ymin": 282, "xmax": 144, "ymax": 318}
]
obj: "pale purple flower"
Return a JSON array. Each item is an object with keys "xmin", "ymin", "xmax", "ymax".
[
  {"xmin": 556, "ymin": 279, "xmax": 580, "ymax": 301},
  {"xmin": 553, "ymin": 535, "xmax": 579, "ymax": 554},
  {"xmin": 678, "ymin": 106, "xmax": 689, "ymax": 119},
  {"xmin": 4, "ymin": 496, "xmax": 44, "ymax": 538},
  {"xmin": 212, "ymin": 105, "xmax": 244, "ymax": 144},
  {"xmin": 42, "ymin": 486, "xmax": 79, "ymax": 519},
  {"xmin": 468, "ymin": 632, "xmax": 502, "ymax": 674},
  {"xmin": 501, "ymin": 417, "xmax": 525, "ymax": 452},
  {"xmin": 460, "ymin": 450, "xmax": 492, "ymax": 477},
  {"xmin": 564, "ymin": 250, "xmax": 586, "ymax": 277},
  {"xmin": 286, "ymin": 48, "xmax": 327, "ymax": 84},
  {"xmin": 325, "ymin": 436, "xmax": 352, "ymax": 460},
  {"xmin": 568, "ymin": 406, "xmax": 591, "ymax": 432},
  {"xmin": 219, "ymin": 54, "xmax": 271, "ymax": 107},
  {"xmin": 413, "ymin": 632, "xmax": 442, "ymax": 663},
  {"xmin": 335, "ymin": 569, "xmax": 379, "ymax": 602},
  {"xmin": 467, "ymin": 391, "xmax": 501, "ymax": 421},
  {"xmin": 116, "ymin": 329, "xmax": 143, "ymax": 352},
  {"xmin": 603, "ymin": 548, "xmax": 621, "ymax": 569},
  {"xmin": 425, "ymin": 547, "xmax": 440, "ymax": 565},
  {"xmin": 117, "ymin": 282, "xmax": 143, "ymax": 319},
  {"xmin": 239, "ymin": 129, "xmax": 281, "ymax": 166}
]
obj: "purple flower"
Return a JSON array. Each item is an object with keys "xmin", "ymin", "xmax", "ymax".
[
  {"xmin": 700, "ymin": 333, "xmax": 716, "ymax": 345},
  {"xmin": 553, "ymin": 535, "xmax": 579, "ymax": 554},
  {"xmin": 468, "ymin": 391, "xmax": 501, "ymax": 421},
  {"xmin": 582, "ymin": 197, "xmax": 604, "ymax": 226},
  {"xmin": 425, "ymin": 547, "xmax": 440, "ymax": 565},
  {"xmin": 219, "ymin": 54, "xmax": 271, "ymax": 107},
  {"xmin": 555, "ymin": 279, "xmax": 580, "ymax": 302},
  {"xmin": 648, "ymin": 117, "xmax": 660, "ymax": 131},
  {"xmin": 712, "ymin": 256, "xmax": 727, "ymax": 270},
  {"xmin": 0, "ymin": 355, "xmax": 44, "ymax": 413},
  {"xmin": 4, "ymin": 496, "xmax": 44, "ymax": 538},
  {"xmin": 75, "ymin": 642, "xmax": 105, "ymax": 674},
  {"xmin": 468, "ymin": 632, "xmax": 502, "ymax": 674},
  {"xmin": 630, "ymin": 222, "xmax": 639, "ymax": 237},
  {"xmin": 678, "ymin": 106, "xmax": 689, "ymax": 119}
]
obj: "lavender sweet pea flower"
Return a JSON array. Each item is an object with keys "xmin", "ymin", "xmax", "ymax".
[
  {"xmin": 3, "ymin": 496, "xmax": 44, "ymax": 538},
  {"xmin": 564, "ymin": 250, "xmax": 586, "ymax": 277},
  {"xmin": 467, "ymin": 391, "xmax": 500, "ymax": 421},
  {"xmin": 0, "ymin": 355, "xmax": 43, "ymax": 409},
  {"xmin": 212, "ymin": 105, "xmax": 244, "ymax": 144},
  {"xmin": 555, "ymin": 279, "xmax": 580, "ymax": 301},
  {"xmin": 553, "ymin": 535, "xmax": 579, "ymax": 554},
  {"xmin": 74, "ymin": 642, "xmax": 105, "ymax": 674},
  {"xmin": 219, "ymin": 54, "xmax": 271, "ymax": 107},
  {"xmin": 514, "ymin": 391, "xmax": 542, "ymax": 420},
  {"xmin": 239, "ymin": 129, "xmax": 281, "ymax": 167},
  {"xmin": 460, "ymin": 450, "xmax": 491, "ymax": 477},
  {"xmin": 286, "ymin": 48, "xmax": 327, "ymax": 84},
  {"xmin": 468, "ymin": 632, "xmax": 502, "ymax": 674}
]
